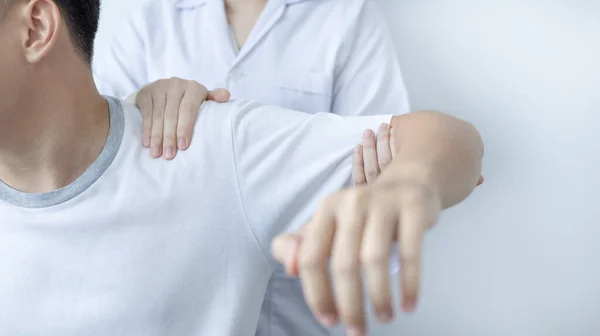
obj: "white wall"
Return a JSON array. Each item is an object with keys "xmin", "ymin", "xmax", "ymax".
[
  {"xmin": 368, "ymin": 1, "xmax": 600, "ymax": 335},
  {"xmin": 96, "ymin": 1, "xmax": 600, "ymax": 335}
]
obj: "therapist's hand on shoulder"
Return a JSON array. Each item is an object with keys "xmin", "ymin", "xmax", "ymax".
[
  {"xmin": 133, "ymin": 78, "xmax": 397, "ymax": 185},
  {"xmin": 133, "ymin": 78, "xmax": 231, "ymax": 160}
]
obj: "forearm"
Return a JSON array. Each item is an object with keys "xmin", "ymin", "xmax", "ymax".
[{"xmin": 382, "ymin": 111, "xmax": 484, "ymax": 209}]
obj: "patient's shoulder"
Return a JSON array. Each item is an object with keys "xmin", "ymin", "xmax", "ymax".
[{"xmin": 200, "ymin": 100, "xmax": 274, "ymax": 124}]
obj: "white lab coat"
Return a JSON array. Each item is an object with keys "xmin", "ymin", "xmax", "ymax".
[{"xmin": 93, "ymin": 0, "xmax": 409, "ymax": 334}]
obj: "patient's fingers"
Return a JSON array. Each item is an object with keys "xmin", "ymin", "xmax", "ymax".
[
  {"xmin": 361, "ymin": 200, "xmax": 396, "ymax": 323},
  {"xmin": 397, "ymin": 192, "xmax": 431, "ymax": 312},
  {"xmin": 362, "ymin": 130, "xmax": 380, "ymax": 184},
  {"xmin": 331, "ymin": 194, "xmax": 367, "ymax": 334},
  {"xmin": 298, "ymin": 197, "xmax": 338, "ymax": 327},
  {"xmin": 271, "ymin": 233, "xmax": 302, "ymax": 277},
  {"xmin": 352, "ymin": 145, "xmax": 367, "ymax": 186}
]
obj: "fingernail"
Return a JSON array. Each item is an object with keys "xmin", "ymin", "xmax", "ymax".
[
  {"xmin": 317, "ymin": 314, "xmax": 338, "ymax": 327},
  {"xmin": 150, "ymin": 146, "xmax": 161, "ymax": 158},
  {"xmin": 363, "ymin": 130, "xmax": 374, "ymax": 139},
  {"xmin": 403, "ymin": 301, "xmax": 416, "ymax": 312},
  {"xmin": 347, "ymin": 327, "xmax": 365, "ymax": 336},
  {"xmin": 177, "ymin": 137, "xmax": 186, "ymax": 149},
  {"xmin": 379, "ymin": 123, "xmax": 389, "ymax": 131},
  {"xmin": 377, "ymin": 311, "xmax": 393, "ymax": 322},
  {"xmin": 143, "ymin": 136, "xmax": 150, "ymax": 147},
  {"xmin": 164, "ymin": 147, "xmax": 175, "ymax": 159},
  {"xmin": 286, "ymin": 238, "xmax": 300, "ymax": 277}
]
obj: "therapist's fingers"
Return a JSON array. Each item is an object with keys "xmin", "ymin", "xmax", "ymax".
[
  {"xmin": 176, "ymin": 86, "xmax": 232, "ymax": 151},
  {"xmin": 207, "ymin": 88, "xmax": 231, "ymax": 102},
  {"xmin": 162, "ymin": 81, "xmax": 187, "ymax": 160},
  {"xmin": 149, "ymin": 90, "xmax": 167, "ymax": 158},
  {"xmin": 352, "ymin": 145, "xmax": 367, "ymax": 186},
  {"xmin": 376, "ymin": 123, "xmax": 393, "ymax": 171},
  {"xmin": 176, "ymin": 82, "xmax": 209, "ymax": 151},
  {"xmin": 137, "ymin": 93, "xmax": 153, "ymax": 148},
  {"xmin": 362, "ymin": 130, "xmax": 380, "ymax": 184},
  {"xmin": 390, "ymin": 126, "xmax": 397, "ymax": 159}
]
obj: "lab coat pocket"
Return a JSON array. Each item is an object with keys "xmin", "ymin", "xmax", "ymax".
[{"xmin": 278, "ymin": 72, "xmax": 333, "ymax": 114}]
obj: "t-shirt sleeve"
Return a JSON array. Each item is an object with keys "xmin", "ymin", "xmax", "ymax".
[{"xmin": 230, "ymin": 100, "xmax": 392, "ymax": 264}]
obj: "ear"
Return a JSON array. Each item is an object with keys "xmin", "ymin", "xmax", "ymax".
[{"xmin": 18, "ymin": 0, "xmax": 61, "ymax": 64}]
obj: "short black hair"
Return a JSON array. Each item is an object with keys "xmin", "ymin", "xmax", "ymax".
[
  {"xmin": 53, "ymin": 0, "xmax": 101, "ymax": 64},
  {"xmin": 3, "ymin": 0, "xmax": 101, "ymax": 64}
]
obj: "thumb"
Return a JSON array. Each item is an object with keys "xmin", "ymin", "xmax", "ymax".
[
  {"xmin": 207, "ymin": 88, "xmax": 231, "ymax": 102},
  {"xmin": 271, "ymin": 233, "xmax": 303, "ymax": 277}
]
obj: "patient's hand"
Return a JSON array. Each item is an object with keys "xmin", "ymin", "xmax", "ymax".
[
  {"xmin": 134, "ymin": 78, "xmax": 230, "ymax": 160},
  {"xmin": 352, "ymin": 123, "xmax": 396, "ymax": 185},
  {"xmin": 272, "ymin": 174, "xmax": 443, "ymax": 334}
]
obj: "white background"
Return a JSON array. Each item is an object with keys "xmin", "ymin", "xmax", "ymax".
[{"xmin": 95, "ymin": 0, "xmax": 600, "ymax": 335}]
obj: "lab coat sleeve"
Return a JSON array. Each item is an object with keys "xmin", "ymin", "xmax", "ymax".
[
  {"xmin": 229, "ymin": 100, "xmax": 391, "ymax": 266},
  {"xmin": 332, "ymin": 1, "xmax": 410, "ymax": 117},
  {"xmin": 92, "ymin": 9, "xmax": 149, "ymax": 99}
]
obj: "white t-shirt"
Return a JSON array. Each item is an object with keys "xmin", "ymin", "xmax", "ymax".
[{"xmin": 0, "ymin": 98, "xmax": 391, "ymax": 336}]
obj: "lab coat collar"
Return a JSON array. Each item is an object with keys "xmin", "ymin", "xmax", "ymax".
[{"xmin": 174, "ymin": 0, "xmax": 317, "ymax": 10}]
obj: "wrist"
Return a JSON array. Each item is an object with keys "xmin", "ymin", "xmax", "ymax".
[{"xmin": 373, "ymin": 161, "xmax": 443, "ymax": 210}]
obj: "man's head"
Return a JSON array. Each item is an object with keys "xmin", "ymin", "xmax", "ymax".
[
  {"xmin": 0, "ymin": 0, "xmax": 101, "ymax": 121},
  {"xmin": 0, "ymin": 0, "xmax": 100, "ymax": 64}
]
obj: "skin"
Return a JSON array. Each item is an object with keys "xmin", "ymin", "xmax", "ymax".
[
  {"xmin": 0, "ymin": 1, "xmax": 485, "ymax": 335},
  {"xmin": 135, "ymin": 0, "xmax": 269, "ymax": 160},
  {"xmin": 0, "ymin": 0, "xmax": 107, "ymax": 193},
  {"xmin": 272, "ymin": 112, "xmax": 484, "ymax": 335},
  {"xmin": 129, "ymin": 79, "xmax": 395, "ymax": 187},
  {"xmin": 225, "ymin": 0, "xmax": 267, "ymax": 48},
  {"xmin": 132, "ymin": 83, "xmax": 483, "ymax": 336},
  {"xmin": 130, "ymin": 0, "xmax": 394, "ymax": 183}
]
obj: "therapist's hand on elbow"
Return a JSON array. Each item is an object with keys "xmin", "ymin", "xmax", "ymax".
[
  {"xmin": 352, "ymin": 123, "xmax": 396, "ymax": 186},
  {"xmin": 353, "ymin": 124, "xmax": 484, "ymax": 187},
  {"xmin": 135, "ymin": 78, "xmax": 231, "ymax": 160}
]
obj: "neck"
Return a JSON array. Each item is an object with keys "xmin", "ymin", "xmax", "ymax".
[
  {"xmin": 224, "ymin": 0, "xmax": 267, "ymax": 10},
  {"xmin": 0, "ymin": 63, "xmax": 109, "ymax": 193}
]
